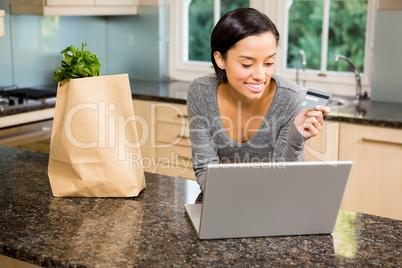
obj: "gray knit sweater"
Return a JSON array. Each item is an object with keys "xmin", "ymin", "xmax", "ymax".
[{"xmin": 187, "ymin": 74, "xmax": 307, "ymax": 191}]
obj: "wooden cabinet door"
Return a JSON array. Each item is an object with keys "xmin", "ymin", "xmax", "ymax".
[
  {"xmin": 132, "ymin": 99, "xmax": 194, "ymax": 180},
  {"xmin": 132, "ymin": 99, "xmax": 156, "ymax": 172},
  {"xmin": 11, "ymin": 0, "xmax": 138, "ymax": 15},
  {"xmin": 47, "ymin": 0, "xmax": 95, "ymax": 6},
  {"xmin": 305, "ymin": 122, "xmax": 339, "ymax": 162},
  {"xmin": 155, "ymin": 122, "xmax": 190, "ymax": 147},
  {"xmin": 339, "ymin": 123, "xmax": 402, "ymax": 220},
  {"xmin": 153, "ymin": 101, "xmax": 193, "ymax": 179},
  {"xmin": 95, "ymin": 0, "xmax": 137, "ymax": 6},
  {"xmin": 154, "ymin": 102, "xmax": 188, "ymax": 124},
  {"xmin": 47, "ymin": 0, "xmax": 137, "ymax": 6}
]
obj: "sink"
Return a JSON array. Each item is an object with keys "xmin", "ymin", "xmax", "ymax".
[{"xmin": 327, "ymin": 97, "xmax": 349, "ymax": 108}]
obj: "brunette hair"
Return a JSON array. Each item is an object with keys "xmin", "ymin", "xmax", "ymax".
[{"xmin": 210, "ymin": 8, "xmax": 280, "ymax": 83}]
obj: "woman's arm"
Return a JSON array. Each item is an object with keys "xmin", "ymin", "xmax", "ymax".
[
  {"xmin": 187, "ymin": 81, "xmax": 219, "ymax": 192},
  {"xmin": 273, "ymin": 119, "xmax": 307, "ymax": 162},
  {"xmin": 273, "ymin": 97, "xmax": 331, "ymax": 162},
  {"xmin": 272, "ymin": 88, "xmax": 307, "ymax": 162}
]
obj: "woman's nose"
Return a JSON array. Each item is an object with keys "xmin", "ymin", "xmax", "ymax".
[{"xmin": 252, "ymin": 65, "xmax": 265, "ymax": 80}]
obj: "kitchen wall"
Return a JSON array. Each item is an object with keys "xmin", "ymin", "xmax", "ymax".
[
  {"xmin": 0, "ymin": 0, "xmax": 168, "ymax": 89},
  {"xmin": 371, "ymin": 9, "xmax": 402, "ymax": 103}
]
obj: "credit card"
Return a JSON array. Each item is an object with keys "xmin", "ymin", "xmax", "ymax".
[{"xmin": 301, "ymin": 89, "xmax": 331, "ymax": 110}]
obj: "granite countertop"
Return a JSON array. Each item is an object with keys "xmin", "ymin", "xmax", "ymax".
[
  {"xmin": 1, "ymin": 79, "xmax": 402, "ymax": 129},
  {"xmin": 127, "ymin": 80, "xmax": 402, "ymax": 129},
  {"xmin": 0, "ymin": 145, "xmax": 401, "ymax": 267},
  {"xmin": 325, "ymin": 95, "xmax": 402, "ymax": 128}
]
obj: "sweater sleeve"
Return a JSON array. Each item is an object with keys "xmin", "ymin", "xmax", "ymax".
[
  {"xmin": 272, "ymin": 89, "xmax": 307, "ymax": 162},
  {"xmin": 187, "ymin": 80, "xmax": 219, "ymax": 192}
]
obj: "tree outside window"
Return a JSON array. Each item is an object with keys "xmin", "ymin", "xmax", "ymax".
[
  {"xmin": 172, "ymin": 0, "xmax": 373, "ymax": 94},
  {"xmin": 287, "ymin": 0, "xmax": 368, "ymax": 73},
  {"xmin": 188, "ymin": 0, "xmax": 250, "ymax": 62}
]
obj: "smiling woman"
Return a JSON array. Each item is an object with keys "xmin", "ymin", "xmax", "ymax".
[
  {"xmin": 213, "ymin": 33, "xmax": 278, "ymax": 142},
  {"xmin": 186, "ymin": 8, "xmax": 331, "ymax": 192}
]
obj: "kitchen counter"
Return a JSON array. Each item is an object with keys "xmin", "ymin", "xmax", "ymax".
[
  {"xmin": 0, "ymin": 145, "xmax": 401, "ymax": 267},
  {"xmin": 325, "ymin": 94, "xmax": 402, "ymax": 128},
  {"xmin": 0, "ymin": 80, "xmax": 190, "ymax": 118},
  {"xmin": 128, "ymin": 80, "xmax": 402, "ymax": 129},
  {"xmin": 1, "ymin": 79, "xmax": 402, "ymax": 129}
]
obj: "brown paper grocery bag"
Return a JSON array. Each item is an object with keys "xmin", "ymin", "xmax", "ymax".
[{"xmin": 48, "ymin": 74, "xmax": 146, "ymax": 197}]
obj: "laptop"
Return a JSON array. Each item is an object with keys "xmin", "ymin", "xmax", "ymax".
[{"xmin": 184, "ymin": 161, "xmax": 353, "ymax": 240}]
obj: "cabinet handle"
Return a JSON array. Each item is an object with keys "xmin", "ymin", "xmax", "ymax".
[
  {"xmin": 177, "ymin": 135, "xmax": 190, "ymax": 140},
  {"xmin": 177, "ymin": 114, "xmax": 188, "ymax": 119},
  {"xmin": 362, "ymin": 138, "xmax": 402, "ymax": 146},
  {"xmin": 177, "ymin": 155, "xmax": 192, "ymax": 161}
]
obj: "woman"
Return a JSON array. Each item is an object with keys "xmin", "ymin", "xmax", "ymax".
[{"xmin": 187, "ymin": 8, "xmax": 330, "ymax": 192}]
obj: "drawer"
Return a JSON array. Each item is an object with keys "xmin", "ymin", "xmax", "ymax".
[
  {"xmin": 156, "ymin": 164, "xmax": 196, "ymax": 180},
  {"xmin": 156, "ymin": 122, "xmax": 190, "ymax": 147},
  {"xmin": 0, "ymin": 120, "xmax": 53, "ymax": 147},
  {"xmin": 95, "ymin": 0, "xmax": 136, "ymax": 6},
  {"xmin": 156, "ymin": 145, "xmax": 192, "ymax": 168},
  {"xmin": 155, "ymin": 102, "xmax": 188, "ymax": 125}
]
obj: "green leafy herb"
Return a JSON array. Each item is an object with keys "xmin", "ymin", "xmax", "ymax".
[{"xmin": 53, "ymin": 42, "xmax": 101, "ymax": 84}]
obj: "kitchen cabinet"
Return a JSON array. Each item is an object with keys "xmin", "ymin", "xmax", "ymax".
[
  {"xmin": 0, "ymin": 10, "xmax": 4, "ymax": 37},
  {"xmin": 378, "ymin": 0, "xmax": 402, "ymax": 10},
  {"xmin": 10, "ymin": 0, "xmax": 138, "ymax": 16},
  {"xmin": 132, "ymin": 99, "xmax": 195, "ymax": 180},
  {"xmin": 0, "ymin": 120, "xmax": 52, "ymax": 153},
  {"xmin": 305, "ymin": 120, "xmax": 401, "ymax": 220},
  {"xmin": 305, "ymin": 122, "xmax": 339, "ymax": 162},
  {"xmin": 132, "ymin": 99, "xmax": 155, "ymax": 171},
  {"xmin": 339, "ymin": 123, "xmax": 402, "ymax": 220},
  {"xmin": 0, "ymin": 108, "xmax": 55, "ymax": 153},
  {"xmin": 154, "ymin": 102, "xmax": 195, "ymax": 180}
]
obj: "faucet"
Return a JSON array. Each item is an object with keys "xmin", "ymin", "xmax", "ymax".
[
  {"xmin": 296, "ymin": 50, "xmax": 306, "ymax": 87},
  {"xmin": 335, "ymin": 54, "xmax": 367, "ymax": 105}
]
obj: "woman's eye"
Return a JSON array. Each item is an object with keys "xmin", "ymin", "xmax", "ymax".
[
  {"xmin": 265, "ymin": 62, "xmax": 274, "ymax": 67},
  {"xmin": 242, "ymin": 64, "xmax": 252, "ymax": 68}
]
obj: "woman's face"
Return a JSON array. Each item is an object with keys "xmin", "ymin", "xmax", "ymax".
[{"xmin": 214, "ymin": 32, "xmax": 277, "ymax": 101}]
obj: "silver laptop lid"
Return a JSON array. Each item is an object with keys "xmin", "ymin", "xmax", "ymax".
[{"xmin": 196, "ymin": 161, "xmax": 352, "ymax": 239}]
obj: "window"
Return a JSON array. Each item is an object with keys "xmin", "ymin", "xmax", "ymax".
[
  {"xmin": 169, "ymin": 0, "xmax": 273, "ymax": 81},
  {"xmin": 287, "ymin": 0, "xmax": 367, "ymax": 73},
  {"xmin": 169, "ymin": 0, "xmax": 374, "ymax": 96},
  {"xmin": 187, "ymin": 0, "xmax": 250, "ymax": 62},
  {"xmin": 277, "ymin": 0, "xmax": 375, "ymax": 95}
]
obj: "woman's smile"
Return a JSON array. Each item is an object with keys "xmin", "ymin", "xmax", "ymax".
[{"xmin": 245, "ymin": 82, "xmax": 266, "ymax": 93}]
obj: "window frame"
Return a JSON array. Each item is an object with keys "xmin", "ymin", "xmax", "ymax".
[
  {"xmin": 168, "ymin": 0, "xmax": 375, "ymax": 97},
  {"xmin": 275, "ymin": 0, "xmax": 376, "ymax": 96},
  {"xmin": 168, "ymin": 0, "xmax": 277, "ymax": 82}
]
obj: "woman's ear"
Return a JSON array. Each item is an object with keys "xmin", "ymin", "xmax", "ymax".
[{"xmin": 213, "ymin": 51, "xmax": 225, "ymax": 69}]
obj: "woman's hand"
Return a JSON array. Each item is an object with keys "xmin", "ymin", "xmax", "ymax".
[{"xmin": 293, "ymin": 106, "xmax": 331, "ymax": 138}]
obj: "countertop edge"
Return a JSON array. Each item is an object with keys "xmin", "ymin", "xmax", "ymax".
[
  {"xmin": 325, "ymin": 115, "xmax": 402, "ymax": 129},
  {"xmin": 131, "ymin": 93, "xmax": 187, "ymax": 105}
]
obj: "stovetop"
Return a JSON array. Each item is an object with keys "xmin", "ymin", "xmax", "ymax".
[
  {"xmin": 1, "ymin": 88, "xmax": 57, "ymax": 100},
  {"xmin": 0, "ymin": 86, "xmax": 57, "ymax": 113}
]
